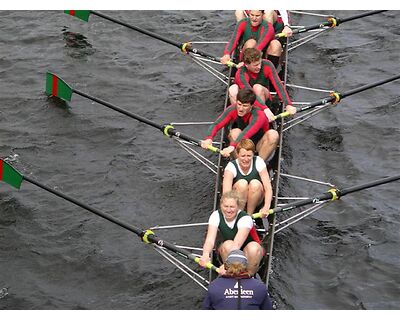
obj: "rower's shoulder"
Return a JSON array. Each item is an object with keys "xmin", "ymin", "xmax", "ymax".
[{"xmin": 261, "ymin": 59, "xmax": 275, "ymax": 68}]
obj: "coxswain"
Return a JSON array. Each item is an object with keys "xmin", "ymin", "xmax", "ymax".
[{"xmin": 203, "ymin": 249, "xmax": 273, "ymax": 310}]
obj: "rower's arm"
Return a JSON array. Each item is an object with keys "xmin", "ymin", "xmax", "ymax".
[
  {"xmin": 233, "ymin": 227, "xmax": 251, "ymax": 250},
  {"xmin": 259, "ymin": 168, "xmax": 273, "ymax": 215},
  {"xmin": 256, "ymin": 22, "xmax": 275, "ymax": 52},
  {"xmin": 200, "ymin": 224, "xmax": 218, "ymax": 264},
  {"xmin": 264, "ymin": 60, "xmax": 292, "ymax": 106},
  {"xmin": 224, "ymin": 20, "xmax": 246, "ymax": 56},
  {"xmin": 222, "ymin": 169, "xmax": 234, "ymax": 194}
]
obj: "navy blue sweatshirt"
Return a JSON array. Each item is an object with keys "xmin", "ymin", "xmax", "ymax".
[{"xmin": 203, "ymin": 276, "xmax": 273, "ymax": 310}]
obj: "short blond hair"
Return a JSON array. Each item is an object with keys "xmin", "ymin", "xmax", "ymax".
[{"xmin": 220, "ymin": 190, "xmax": 241, "ymax": 206}]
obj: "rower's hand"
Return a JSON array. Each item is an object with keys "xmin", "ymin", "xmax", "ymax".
[
  {"xmin": 221, "ymin": 146, "xmax": 235, "ymax": 157},
  {"xmin": 221, "ymin": 54, "xmax": 232, "ymax": 65},
  {"xmin": 282, "ymin": 26, "xmax": 293, "ymax": 37},
  {"xmin": 199, "ymin": 255, "xmax": 210, "ymax": 268},
  {"xmin": 260, "ymin": 207, "xmax": 270, "ymax": 218},
  {"xmin": 285, "ymin": 105, "xmax": 297, "ymax": 115},
  {"xmin": 201, "ymin": 139, "xmax": 213, "ymax": 150},
  {"xmin": 218, "ymin": 264, "xmax": 226, "ymax": 275},
  {"xmin": 236, "ymin": 62, "xmax": 244, "ymax": 68},
  {"xmin": 264, "ymin": 108, "xmax": 276, "ymax": 122}
]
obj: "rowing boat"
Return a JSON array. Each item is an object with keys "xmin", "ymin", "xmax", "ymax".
[{"xmin": 1, "ymin": 10, "xmax": 399, "ymax": 309}]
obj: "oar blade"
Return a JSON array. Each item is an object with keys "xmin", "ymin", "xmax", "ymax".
[
  {"xmin": 0, "ymin": 159, "xmax": 23, "ymax": 189},
  {"xmin": 45, "ymin": 72, "xmax": 73, "ymax": 102},
  {"xmin": 64, "ymin": 10, "xmax": 91, "ymax": 22}
]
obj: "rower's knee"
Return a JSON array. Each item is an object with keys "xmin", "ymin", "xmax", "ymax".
[
  {"xmin": 253, "ymin": 84, "xmax": 269, "ymax": 98},
  {"xmin": 234, "ymin": 179, "xmax": 249, "ymax": 192},
  {"xmin": 229, "ymin": 84, "xmax": 239, "ymax": 104},
  {"xmin": 229, "ymin": 128, "xmax": 242, "ymax": 141},
  {"xmin": 244, "ymin": 242, "xmax": 263, "ymax": 263},
  {"xmin": 220, "ymin": 240, "xmax": 235, "ymax": 261},
  {"xmin": 243, "ymin": 38, "xmax": 257, "ymax": 50},
  {"xmin": 267, "ymin": 129, "xmax": 279, "ymax": 144},
  {"xmin": 235, "ymin": 10, "xmax": 245, "ymax": 21},
  {"xmin": 267, "ymin": 39, "xmax": 282, "ymax": 56},
  {"xmin": 248, "ymin": 180, "xmax": 263, "ymax": 193}
]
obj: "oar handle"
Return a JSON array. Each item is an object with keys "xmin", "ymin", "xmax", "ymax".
[
  {"xmin": 252, "ymin": 209, "xmax": 274, "ymax": 219},
  {"xmin": 273, "ymin": 111, "xmax": 292, "ymax": 121},
  {"xmin": 194, "ymin": 257, "xmax": 220, "ymax": 274},
  {"xmin": 225, "ymin": 60, "xmax": 238, "ymax": 68},
  {"xmin": 162, "ymin": 125, "xmax": 221, "ymax": 154},
  {"xmin": 206, "ymin": 144, "xmax": 221, "ymax": 153}
]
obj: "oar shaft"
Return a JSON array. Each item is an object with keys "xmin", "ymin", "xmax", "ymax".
[
  {"xmin": 91, "ymin": 11, "xmax": 220, "ymax": 62},
  {"xmin": 22, "ymin": 174, "xmax": 219, "ymax": 272},
  {"xmin": 22, "ymin": 175, "xmax": 143, "ymax": 235},
  {"xmin": 71, "ymin": 88, "xmax": 215, "ymax": 150},
  {"xmin": 340, "ymin": 74, "xmax": 400, "ymax": 99},
  {"xmin": 339, "ymin": 175, "xmax": 400, "ymax": 197},
  {"xmin": 299, "ymin": 74, "xmax": 400, "ymax": 113},
  {"xmin": 271, "ymin": 175, "xmax": 400, "ymax": 214},
  {"xmin": 293, "ymin": 10, "xmax": 386, "ymax": 34},
  {"xmin": 72, "ymin": 88, "xmax": 163, "ymax": 131},
  {"xmin": 338, "ymin": 10, "xmax": 387, "ymax": 24},
  {"xmin": 91, "ymin": 11, "xmax": 181, "ymax": 49}
]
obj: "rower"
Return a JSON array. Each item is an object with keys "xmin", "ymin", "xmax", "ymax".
[
  {"xmin": 222, "ymin": 139, "xmax": 272, "ymax": 218},
  {"xmin": 201, "ymin": 88, "xmax": 279, "ymax": 162},
  {"xmin": 235, "ymin": 10, "xmax": 293, "ymax": 38},
  {"xmin": 231, "ymin": 10, "xmax": 293, "ymax": 68},
  {"xmin": 228, "ymin": 47, "xmax": 296, "ymax": 120},
  {"xmin": 199, "ymin": 191, "xmax": 264, "ymax": 276},
  {"xmin": 221, "ymin": 10, "xmax": 275, "ymax": 66}
]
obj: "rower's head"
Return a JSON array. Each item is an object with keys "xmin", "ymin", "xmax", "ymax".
[
  {"xmin": 236, "ymin": 89, "xmax": 256, "ymax": 117},
  {"xmin": 243, "ymin": 48, "xmax": 262, "ymax": 74},
  {"xmin": 236, "ymin": 139, "xmax": 256, "ymax": 167},
  {"xmin": 249, "ymin": 10, "xmax": 264, "ymax": 27},
  {"xmin": 220, "ymin": 190, "xmax": 240, "ymax": 222},
  {"xmin": 225, "ymin": 249, "xmax": 248, "ymax": 275}
]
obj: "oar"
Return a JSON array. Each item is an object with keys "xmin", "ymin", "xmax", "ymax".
[
  {"xmin": 276, "ymin": 10, "xmax": 387, "ymax": 38},
  {"xmin": 253, "ymin": 175, "xmax": 400, "ymax": 219},
  {"xmin": 64, "ymin": 10, "xmax": 237, "ymax": 68},
  {"xmin": 45, "ymin": 72, "xmax": 220, "ymax": 154},
  {"xmin": 273, "ymin": 74, "xmax": 400, "ymax": 119},
  {"xmin": 0, "ymin": 159, "xmax": 220, "ymax": 274}
]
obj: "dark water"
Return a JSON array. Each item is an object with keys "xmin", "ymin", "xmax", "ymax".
[{"xmin": 0, "ymin": 10, "xmax": 399, "ymax": 310}]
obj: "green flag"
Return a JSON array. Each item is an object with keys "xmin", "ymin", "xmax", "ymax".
[
  {"xmin": 45, "ymin": 72, "xmax": 73, "ymax": 102},
  {"xmin": 0, "ymin": 159, "xmax": 23, "ymax": 189},
  {"xmin": 64, "ymin": 10, "xmax": 91, "ymax": 22}
]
